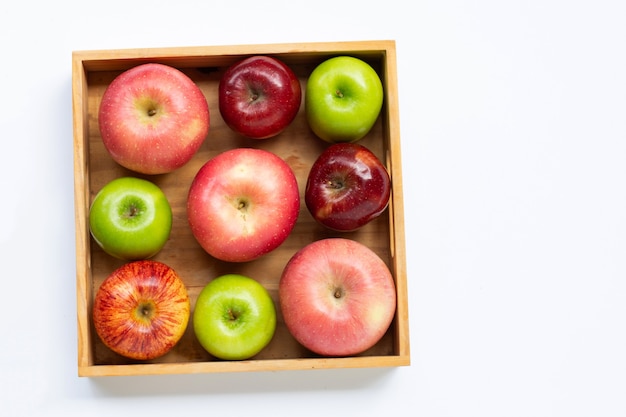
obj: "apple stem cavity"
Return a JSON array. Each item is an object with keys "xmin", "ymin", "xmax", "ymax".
[
  {"xmin": 128, "ymin": 205, "xmax": 139, "ymax": 217},
  {"xmin": 134, "ymin": 300, "xmax": 156, "ymax": 323},
  {"xmin": 135, "ymin": 96, "xmax": 161, "ymax": 119},
  {"xmin": 123, "ymin": 203, "xmax": 142, "ymax": 219},
  {"xmin": 334, "ymin": 287, "xmax": 344, "ymax": 299},
  {"xmin": 327, "ymin": 179, "xmax": 344, "ymax": 190}
]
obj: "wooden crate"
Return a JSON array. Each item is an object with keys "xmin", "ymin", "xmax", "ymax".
[{"xmin": 72, "ymin": 40, "xmax": 409, "ymax": 377}]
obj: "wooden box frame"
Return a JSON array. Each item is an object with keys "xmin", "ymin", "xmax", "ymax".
[{"xmin": 72, "ymin": 40, "xmax": 409, "ymax": 377}]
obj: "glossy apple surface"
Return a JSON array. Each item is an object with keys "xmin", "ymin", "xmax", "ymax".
[
  {"xmin": 187, "ymin": 148, "xmax": 300, "ymax": 262},
  {"xmin": 305, "ymin": 143, "xmax": 390, "ymax": 231},
  {"xmin": 219, "ymin": 56, "xmax": 301, "ymax": 139},
  {"xmin": 99, "ymin": 63, "xmax": 210, "ymax": 174},
  {"xmin": 93, "ymin": 260, "xmax": 190, "ymax": 360},
  {"xmin": 193, "ymin": 274, "xmax": 276, "ymax": 360},
  {"xmin": 305, "ymin": 56, "xmax": 383, "ymax": 143},
  {"xmin": 89, "ymin": 177, "xmax": 172, "ymax": 260},
  {"xmin": 279, "ymin": 238, "xmax": 396, "ymax": 357}
]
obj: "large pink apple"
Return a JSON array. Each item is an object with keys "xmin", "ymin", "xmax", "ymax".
[
  {"xmin": 98, "ymin": 63, "xmax": 210, "ymax": 175},
  {"xmin": 187, "ymin": 148, "xmax": 300, "ymax": 262},
  {"xmin": 279, "ymin": 238, "xmax": 396, "ymax": 356}
]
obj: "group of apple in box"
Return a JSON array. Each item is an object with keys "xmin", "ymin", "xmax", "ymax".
[{"xmin": 90, "ymin": 55, "xmax": 396, "ymax": 361}]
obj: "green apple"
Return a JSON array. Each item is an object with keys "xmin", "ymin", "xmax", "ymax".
[
  {"xmin": 193, "ymin": 274, "xmax": 276, "ymax": 360},
  {"xmin": 89, "ymin": 177, "xmax": 172, "ymax": 260},
  {"xmin": 305, "ymin": 56, "xmax": 384, "ymax": 143}
]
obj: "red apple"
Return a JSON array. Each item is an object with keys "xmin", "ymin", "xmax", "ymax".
[
  {"xmin": 92, "ymin": 260, "xmax": 190, "ymax": 360},
  {"xmin": 187, "ymin": 148, "xmax": 300, "ymax": 262},
  {"xmin": 219, "ymin": 56, "xmax": 301, "ymax": 139},
  {"xmin": 98, "ymin": 63, "xmax": 210, "ymax": 175},
  {"xmin": 305, "ymin": 143, "xmax": 390, "ymax": 231},
  {"xmin": 279, "ymin": 238, "xmax": 396, "ymax": 357}
]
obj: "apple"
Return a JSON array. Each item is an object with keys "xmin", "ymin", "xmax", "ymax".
[
  {"xmin": 93, "ymin": 260, "xmax": 190, "ymax": 360},
  {"xmin": 305, "ymin": 56, "xmax": 384, "ymax": 143},
  {"xmin": 187, "ymin": 147, "xmax": 300, "ymax": 262},
  {"xmin": 98, "ymin": 63, "xmax": 210, "ymax": 175},
  {"xmin": 279, "ymin": 238, "xmax": 396, "ymax": 357},
  {"xmin": 305, "ymin": 143, "xmax": 390, "ymax": 231},
  {"xmin": 219, "ymin": 56, "xmax": 301, "ymax": 139},
  {"xmin": 89, "ymin": 176, "xmax": 172, "ymax": 260},
  {"xmin": 193, "ymin": 274, "xmax": 276, "ymax": 360}
]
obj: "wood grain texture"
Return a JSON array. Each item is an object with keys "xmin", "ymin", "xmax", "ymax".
[{"xmin": 72, "ymin": 40, "xmax": 409, "ymax": 377}]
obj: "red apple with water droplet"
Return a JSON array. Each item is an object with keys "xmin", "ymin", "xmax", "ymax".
[{"xmin": 305, "ymin": 142, "xmax": 390, "ymax": 231}]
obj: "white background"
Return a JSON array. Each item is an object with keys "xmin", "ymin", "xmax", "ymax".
[{"xmin": 2, "ymin": 1, "xmax": 625, "ymax": 416}]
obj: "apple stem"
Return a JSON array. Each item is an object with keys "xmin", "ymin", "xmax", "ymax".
[
  {"xmin": 334, "ymin": 288, "xmax": 343, "ymax": 299},
  {"xmin": 134, "ymin": 301, "xmax": 155, "ymax": 322},
  {"xmin": 326, "ymin": 180, "xmax": 344, "ymax": 190},
  {"xmin": 126, "ymin": 205, "xmax": 139, "ymax": 218},
  {"xmin": 335, "ymin": 89, "xmax": 344, "ymax": 98}
]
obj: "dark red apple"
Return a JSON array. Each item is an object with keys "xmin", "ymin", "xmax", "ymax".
[
  {"xmin": 305, "ymin": 143, "xmax": 391, "ymax": 231},
  {"xmin": 218, "ymin": 55, "xmax": 301, "ymax": 139},
  {"xmin": 92, "ymin": 260, "xmax": 190, "ymax": 360}
]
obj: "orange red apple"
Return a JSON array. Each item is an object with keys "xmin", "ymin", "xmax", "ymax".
[{"xmin": 92, "ymin": 260, "xmax": 190, "ymax": 360}]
